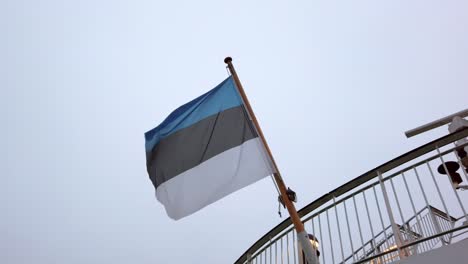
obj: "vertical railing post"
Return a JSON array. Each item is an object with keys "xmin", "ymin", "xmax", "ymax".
[
  {"xmin": 318, "ymin": 214, "xmax": 325, "ymax": 264},
  {"xmin": 270, "ymin": 237, "xmax": 273, "ymax": 264},
  {"xmin": 389, "ymin": 177, "xmax": 414, "ymax": 255},
  {"xmin": 413, "ymin": 167, "xmax": 445, "ymax": 246},
  {"xmin": 373, "ymin": 184, "xmax": 390, "ymax": 262},
  {"xmin": 402, "ymin": 172, "xmax": 423, "ymax": 254},
  {"xmin": 326, "ymin": 210, "xmax": 335, "ymax": 264},
  {"xmin": 425, "ymin": 162, "xmax": 453, "ymax": 227},
  {"xmin": 363, "ymin": 191, "xmax": 377, "ymax": 257},
  {"xmin": 344, "ymin": 200, "xmax": 356, "ymax": 262},
  {"xmin": 275, "ymin": 239, "xmax": 278, "ymax": 264},
  {"xmin": 377, "ymin": 171, "xmax": 406, "ymax": 260},
  {"xmin": 311, "ymin": 218, "xmax": 319, "ymax": 262},
  {"xmin": 372, "ymin": 185, "xmax": 388, "ymax": 249},
  {"xmin": 281, "ymin": 236, "xmax": 284, "ymax": 264},
  {"xmin": 352, "ymin": 195, "xmax": 365, "ymax": 256},
  {"xmin": 333, "ymin": 197, "xmax": 345, "ymax": 263},
  {"xmin": 293, "ymin": 231, "xmax": 297, "ymax": 264},
  {"xmin": 436, "ymin": 146, "xmax": 468, "ymax": 222},
  {"xmin": 247, "ymin": 253, "xmax": 252, "ymax": 264}
]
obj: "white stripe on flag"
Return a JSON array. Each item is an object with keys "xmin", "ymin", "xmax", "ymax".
[{"xmin": 156, "ymin": 138, "xmax": 275, "ymax": 220}]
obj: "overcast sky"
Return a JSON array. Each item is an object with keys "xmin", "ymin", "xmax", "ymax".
[{"xmin": 2, "ymin": 1, "xmax": 467, "ymax": 263}]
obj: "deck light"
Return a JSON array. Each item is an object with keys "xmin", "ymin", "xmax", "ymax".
[
  {"xmin": 437, "ymin": 161, "xmax": 463, "ymax": 188},
  {"xmin": 456, "ymin": 147, "xmax": 468, "ymax": 172},
  {"xmin": 308, "ymin": 234, "xmax": 320, "ymax": 257},
  {"xmin": 300, "ymin": 234, "xmax": 320, "ymax": 264}
]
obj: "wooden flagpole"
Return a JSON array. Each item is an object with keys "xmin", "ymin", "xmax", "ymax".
[{"xmin": 224, "ymin": 57, "xmax": 318, "ymax": 263}]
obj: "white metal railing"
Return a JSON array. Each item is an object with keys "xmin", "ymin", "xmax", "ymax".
[{"xmin": 236, "ymin": 128, "xmax": 468, "ymax": 264}]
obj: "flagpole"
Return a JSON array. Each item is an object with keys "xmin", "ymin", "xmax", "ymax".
[{"xmin": 224, "ymin": 57, "xmax": 318, "ymax": 264}]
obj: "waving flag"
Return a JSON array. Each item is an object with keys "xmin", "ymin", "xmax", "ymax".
[{"xmin": 145, "ymin": 76, "xmax": 275, "ymax": 220}]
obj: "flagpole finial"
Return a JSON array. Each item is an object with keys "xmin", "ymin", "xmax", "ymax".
[{"xmin": 224, "ymin": 57, "xmax": 233, "ymax": 64}]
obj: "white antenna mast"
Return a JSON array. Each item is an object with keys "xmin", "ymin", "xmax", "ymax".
[{"xmin": 405, "ymin": 108, "xmax": 468, "ymax": 138}]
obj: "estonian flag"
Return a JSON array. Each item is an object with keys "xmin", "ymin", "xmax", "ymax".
[{"xmin": 145, "ymin": 76, "xmax": 276, "ymax": 220}]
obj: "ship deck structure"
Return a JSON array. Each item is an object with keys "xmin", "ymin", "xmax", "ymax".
[{"xmin": 235, "ymin": 109, "xmax": 468, "ymax": 264}]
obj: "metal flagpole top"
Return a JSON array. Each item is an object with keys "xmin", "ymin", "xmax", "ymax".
[{"xmin": 224, "ymin": 57, "xmax": 233, "ymax": 64}]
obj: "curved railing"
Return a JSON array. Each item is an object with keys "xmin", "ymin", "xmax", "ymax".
[{"xmin": 235, "ymin": 128, "xmax": 468, "ymax": 264}]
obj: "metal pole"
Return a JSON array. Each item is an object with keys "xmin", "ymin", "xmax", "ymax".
[
  {"xmin": 224, "ymin": 57, "xmax": 317, "ymax": 264},
  {"xmin": 293, "ymin": 231, "xmax": 297, "ymax": 264},
  {"xmin": 389, "ymin": 178, "xmax": 406, "ymax": 226},
  {"xmin": 311, "ymin": 218, "xmax": 319, "ymax": 261},
  {"xmin": 404, "ymin": 108, "xmax": 468, "ymax": 138},
  {"xmin": 419, "ymin": 218, "xmax": 428, "ymax": 251},
  {"xmin": 352, "ymin": 195, "xmax": 365, "ymax": 253},
  {"xmin": 389, "ymin": 177, "xmax": 412, "ymax": 254},
  {"xmin": 275, "ymin": 239, "xmax": 278, "ymax": 264},
  {"xmin": 280, "ymin": 236, "xmax": 284, "ymax": 264},
  {"xmin": 270, "ymin": 238, "xmax": 273, "ymax": 264},
  {"xmin": 344, "ymin": 200, "xmax": 356, "ymax": 262},
  {"xmin": 372, "ymin": 185, "xmax": 389, "ymax": 262},
  {"xmin": 281, "ymin": 236, "xmax": 284, "ymax": 264},
  {"xmin": 363, "ymin": 191, "xmax": 377, "ymax": 256},
  {"xmin": 333, "ymin": 197, "xmax": 345, "ymax": 263},
  {"xmin": 425, "ymin": 162, "xmax": 452, "ymax": 226},
  {"xmin": 421, "ymin": 217, "xmax": 434, "ymax": 248},
  {"xmin": 413, "ymin": 167, "xmax": 445, "ymax": 245},
  {"xmin": 326, "ymin": 210, "xmax": 335, "ymax": 264},
  {"xmin": 377, "ymin": 171, "xmax": 406, "ymax": 259},
  {"xmin": 318, "ymin": 214, "xmax": 325, "ymax": 264},
  {"xmin": 401, "ymin": 172, "xmax": 423, "ymax": 254}
]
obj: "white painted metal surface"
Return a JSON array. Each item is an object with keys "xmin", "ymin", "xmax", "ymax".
[
  {"xmin": 405, "ymin": 108, "xmax": 468, "ymax": 138},
  {"xmin": 235, "ymin": 129, "xmax": 468, "ymax": 264}
]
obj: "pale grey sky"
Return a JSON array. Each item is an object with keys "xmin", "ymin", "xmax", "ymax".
[{"xmin": 1, "ymin": 1, "xmax": 467, "ymax": 263}]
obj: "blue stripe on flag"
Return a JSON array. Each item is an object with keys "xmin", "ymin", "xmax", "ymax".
[{"xmin": 144, "ymin": 76, "xmax": 242, "ymax": 152}]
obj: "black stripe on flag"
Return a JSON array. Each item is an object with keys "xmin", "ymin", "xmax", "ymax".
[{"xmin": 147, "ymin": 105, "xmax": 258, "ymax": 188}]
